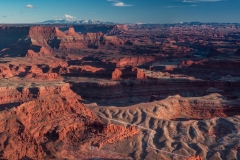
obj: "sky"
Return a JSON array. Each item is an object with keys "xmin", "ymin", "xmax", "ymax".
[{"xmin": 0, "ymin": 0, "xmax": 240, "ymax": 24}]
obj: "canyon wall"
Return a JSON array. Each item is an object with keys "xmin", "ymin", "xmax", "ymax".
[{"xmin": 70, "ymin": 79, "xmax": 240, "ymax": 106}]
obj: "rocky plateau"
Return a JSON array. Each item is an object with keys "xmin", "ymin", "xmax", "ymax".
[{"xmin": 0, "ymin": 23, "xmax": 240, "ymax": 159}]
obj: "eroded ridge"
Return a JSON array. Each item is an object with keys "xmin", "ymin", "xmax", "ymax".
[
  {"xmin": 95, "ymin": 112, "xmax": 202, "ymax": 160},
  {"xmin": 0, "ymin": 82, "xmax": 139, "ymax": 159},
  {"xmin": 90, "ymin": 93, "xmax": 240, "ymax": 160}
]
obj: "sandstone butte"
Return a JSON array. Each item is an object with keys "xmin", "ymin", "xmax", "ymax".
[
  {"xmin": 0, "ymin": 26, "xmax": 126, "ymax": 55},
  {"xmin": 112, "ymin": 67, "xmax": 146, "ymax": 80}
]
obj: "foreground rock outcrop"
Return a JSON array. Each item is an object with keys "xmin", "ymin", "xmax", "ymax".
[{"xmin": 0, "ymin": 96, "xmax": 138, "ymax": 159}]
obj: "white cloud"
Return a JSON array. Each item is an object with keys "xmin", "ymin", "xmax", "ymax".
[
  {"xmin": 26, "ymin": 4, "xmax": 34, "ymax": 8},
  {"xmin": 64, "ymin": 14, "xmax": 76, "ymax": 19},
  {"xmin": 108, "ymin": 0, "xmax": 132, "ymax": 7},
  {"xmin": 114, "ymin": 2, "xmax": 131, "ymax": 7}
]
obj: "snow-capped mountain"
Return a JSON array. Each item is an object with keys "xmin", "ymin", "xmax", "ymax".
[{"xmin": 40, "ymin": 19, "xmax": 116, "ymax": 24}]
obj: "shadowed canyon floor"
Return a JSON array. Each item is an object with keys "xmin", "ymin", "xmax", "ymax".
[{"xmin": 0, "ymin": 23, "xmax": 240, "ymax": 159}]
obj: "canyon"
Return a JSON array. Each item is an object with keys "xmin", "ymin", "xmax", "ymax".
[{"xmin": 0, "ymin": 23, "xmax": 240, "ymax": 159}]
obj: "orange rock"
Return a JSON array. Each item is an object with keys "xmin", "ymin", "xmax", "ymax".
[
  {"xmin": 0, "ymin": 88, "xmax": 138, "ymax": 159},
  {"xmin": 26, "ymin": 47, "xmax": 52, "ymax": 57},
  {"xmin": 96, "ymin": 124, "xmax": 139, "ymax": 148},
  {"xmin": 187, "ymin": 155, "xmax": 202, "ymax": 160},
  {"xmin": 116, "ymin": 56, "xmax": 155, "ymax": 68},
  {"xmin": 108, "ymin": 24, "xmax": 128, "ymax": 35},
  {"xmin": 26, "ymin": 49, "xmax": 36, "ymax": 57},
  {"xmin": 67, "ymin": 27, "xmax": 79, "ymax": 36},
  {"xmin": 112, "ymin": 67, "xmax": 145, "ymax": 80},
  {"xmin": 0, "ymin": 65, "xmax": 14, "ymax": 78},
  {"xmin": 24, "ymin": 73, "xmax": 61, "ymax": 81},
  {"xmin": 134, "ymin": 67, "xmax": 146, "ymax": 79},
  {"xmin": 112, "ymin": 68, "xmax": 122, "ymax": 80}
]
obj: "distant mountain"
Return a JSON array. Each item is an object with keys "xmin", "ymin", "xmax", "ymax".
[{"xmin": 40, "ymin": 19, "xmax": 116, "ymax": 25}]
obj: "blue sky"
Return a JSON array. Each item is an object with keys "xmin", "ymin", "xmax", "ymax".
[{"xmin": 0, "ymin": 0, "xmax": 240, "ymax": 23}]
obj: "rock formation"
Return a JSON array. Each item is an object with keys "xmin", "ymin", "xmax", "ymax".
[
  {"xmin": 0, "ymin": 26, "xmax": 129, "ymax": 57},
  {"xmin": 112, "ymin": 67, "xmax": 145, "ymax": 80},
  {"xmin": 26, "ymin": 47, "xmax": 52, "ymax": 57},
  {"xmin": 107, "ymin": 24, "xmax": 128, "ymax": 35},
  {"xmin": 0, "ymin": 83, "xmax": 138, "ymax": 159}
]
